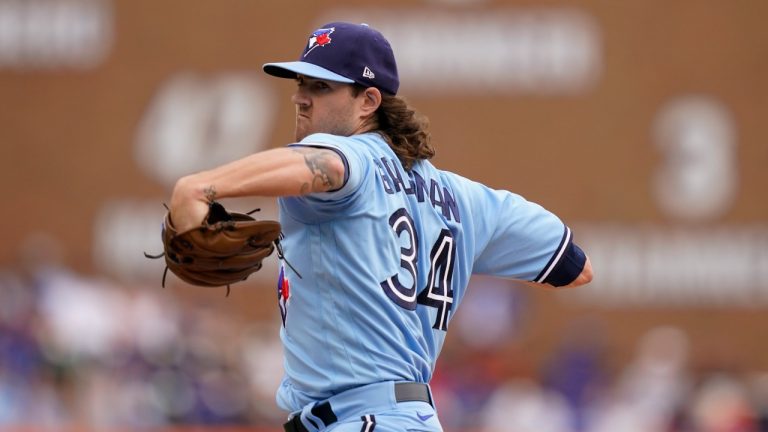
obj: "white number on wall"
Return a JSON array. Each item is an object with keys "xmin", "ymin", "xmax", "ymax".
[
  {"xmin": 135, "ymin": 73, "xmax": 276, "ymax": 189},
  {"xmin": 652, "ymin": 96, "xmax": 737, "ymax": 221}
]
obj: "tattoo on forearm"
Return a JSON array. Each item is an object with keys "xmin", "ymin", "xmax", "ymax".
[
  {"xmin": 292, "ymin": 148, "xmax": 343, "ymax": 193},
  {"xmin": 204, "ymin": 185, "xmax": 217, "ymax": 202}
]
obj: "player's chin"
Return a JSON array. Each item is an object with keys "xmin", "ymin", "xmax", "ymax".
[
  {"xmin": 294, "ymin": 126, "xmax": 308, "ymax": 142},
  {"xmin": 294, "ymin": 118, "xmax": 311, "ymax": 141}
]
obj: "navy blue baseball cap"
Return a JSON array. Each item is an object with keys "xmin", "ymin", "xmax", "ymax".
[{"xmin": 263, "ymin": 22, "xmax": 399, "ymax": 95}]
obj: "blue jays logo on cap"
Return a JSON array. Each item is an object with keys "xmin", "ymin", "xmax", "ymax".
[{"xmin": 305, "ymin": 27, "xmax": 334, "ymax": 56}]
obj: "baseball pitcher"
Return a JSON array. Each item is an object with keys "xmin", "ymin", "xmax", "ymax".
[{"xmin": 166, "ymin": 21, "xmax": 593, "ymax": 432}]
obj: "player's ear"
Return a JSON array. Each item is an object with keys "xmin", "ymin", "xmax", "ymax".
[{"xmin": 359, "ymin": 87, "xmax": 382, "ymax": 116}]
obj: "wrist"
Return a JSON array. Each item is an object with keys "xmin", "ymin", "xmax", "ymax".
[
  {"xmin": 173, "ymin": 175, "xmax": 211, "ymax": 204},
  {"xmin": 169, "ymin": 176, "xmax": 212, "ymax": 231}
]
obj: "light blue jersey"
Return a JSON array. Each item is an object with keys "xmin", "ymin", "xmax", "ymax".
[{"xmin": 275, "ymin": 132, "xmax": 570, "ymax": 412}]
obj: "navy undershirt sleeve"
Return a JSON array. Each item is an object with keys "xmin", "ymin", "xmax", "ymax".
[{"xmin": 543, "ymin": 241, "xmax": 587, "ymax": 287}]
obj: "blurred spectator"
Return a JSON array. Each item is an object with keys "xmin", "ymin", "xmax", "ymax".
[
  {"xmin": 481, "ymin": 378, "xmax": 573, "ymax": 432},
  {"xmin": 749, "ymin": 373, "xmax": 768, "ymax": 432},
  {"xmin": 589, "ymin": 326, "xmax": 692, "ymax": 432},
  {"xmin": 543, "ymin": 317, "xmax": 608, "ymax": 431},
  {"xmin": 433, "ymin": 276, "xmax": 530, "ymax": 429},
  {"xmin": 240, "ymin": 321, "xmax": 287, "ymax": 424},
  {"xmin": 453, "ymin": 276, "xmax": 529, "ymax": 350},
  {"xmin": 687, "ymin": 373, "xmax": 757, "ymax": 432}
]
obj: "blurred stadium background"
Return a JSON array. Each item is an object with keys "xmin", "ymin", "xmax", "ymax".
[{"xmin": 1, "ymin": 0, "xmax": 767, "ymax": 431}]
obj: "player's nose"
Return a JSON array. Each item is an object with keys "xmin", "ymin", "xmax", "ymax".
[{"xmin": 291, "ymin": 89, "xmax": 310, "ymax": 108}]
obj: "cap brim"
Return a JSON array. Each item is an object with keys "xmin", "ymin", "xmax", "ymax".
[{"xmin": 262, "ymin": 61, "xmax": 354, "ymax": 84}]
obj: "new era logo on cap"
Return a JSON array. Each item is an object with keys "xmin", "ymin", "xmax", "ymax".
[{"xmin": 263, "ymin": 22, "xmax": 400, "ymax": 95}]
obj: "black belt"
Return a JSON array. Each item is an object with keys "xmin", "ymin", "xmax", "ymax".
[{"xmin": 283, "ymin": 382, "xmax": 432, "ymax": 432}]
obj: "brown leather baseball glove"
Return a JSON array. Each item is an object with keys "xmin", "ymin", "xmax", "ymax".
[{"xmin": 145, "ymin": 201, "xmax": 281, "ymax": 294}]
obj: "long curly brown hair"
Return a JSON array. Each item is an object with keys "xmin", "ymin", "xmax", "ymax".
[
  {"xmin": 375, "ymin": 94, "xmax": 435, "ymax": 170},
  {"xmin": 354, "ymin": 86, "xmax": 435, "ymax": 170}
]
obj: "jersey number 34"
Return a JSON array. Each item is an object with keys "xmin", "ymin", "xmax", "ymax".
[{"xmin": 379, "ymin": 208, "xmax": 455, "ymax": 331}]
